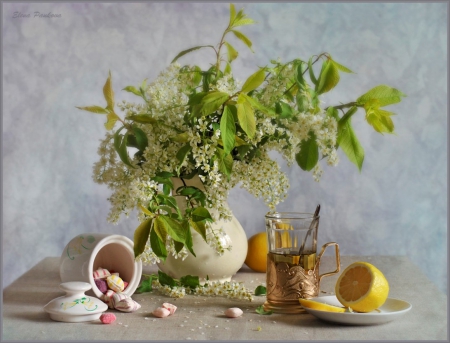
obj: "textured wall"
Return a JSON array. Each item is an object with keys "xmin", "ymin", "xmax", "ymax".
[{"xmin": 3, "ymin": 2, "xmax": 447, "ymax": 294}]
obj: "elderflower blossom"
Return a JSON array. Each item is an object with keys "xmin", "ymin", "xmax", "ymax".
[{"xmin": 151, "ymin": 278, "xmax": 254, "ymax": 301}]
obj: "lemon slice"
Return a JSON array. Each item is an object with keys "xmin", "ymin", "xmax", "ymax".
[
  {"xmin": 335, "ymin": 261, "xmax": 389, "ymax": 313},
  {"xmin": 299, "ymin": 298, "xmax": 346, "ymax": 313}
]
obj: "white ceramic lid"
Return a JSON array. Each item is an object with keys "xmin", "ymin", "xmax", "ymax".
[{"xmin": 43, "ymin": 282, "xmax": 107, "ymax": 322}]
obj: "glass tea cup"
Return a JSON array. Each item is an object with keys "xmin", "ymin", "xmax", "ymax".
[{"xmin": 263, "ymin": 212, "xmax": 340, "ymax": 314}]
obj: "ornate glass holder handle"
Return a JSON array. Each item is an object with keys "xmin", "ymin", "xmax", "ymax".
[{"xmin": 317, "ymin": 242, "xmax": 340, "ymax": 283}]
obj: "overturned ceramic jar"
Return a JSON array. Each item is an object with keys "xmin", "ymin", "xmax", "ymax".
[{"xmin": 60, "ymin": 233, "xmax": 142, "ymax": 298}]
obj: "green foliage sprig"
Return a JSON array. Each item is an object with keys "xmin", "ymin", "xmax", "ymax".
[{"xmin": 77, "ymin": 4, "xmax": 405, "ymax": 262}]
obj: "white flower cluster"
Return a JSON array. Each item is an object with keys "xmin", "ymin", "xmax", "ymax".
[
  {"xmin": 232, "ymin": 154, "xmax": 289, "ymax": 210},
  {"xmin": 252, "ymin": 61, "xmax": 339, "ymax": 181},
  {"xmin": 151, "ymin": 278, "xmax": 254, "ymax": 301},
  {"xmin": 205, "ymin": 225, "xmax": 232, "ymax": 255},
  {"xmin": 210, "ymin": 72, "xmax": 240, "ymax": 95},
  {"xmin": 258, "ymin": 62, "xmax": 293, "ymax": 107}
]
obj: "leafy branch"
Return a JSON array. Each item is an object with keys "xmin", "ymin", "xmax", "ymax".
[{"xmin": 76, "ymin": 3, "xmax": 406, "ymax": 262}]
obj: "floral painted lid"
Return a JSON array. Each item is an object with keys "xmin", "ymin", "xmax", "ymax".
[{"xmin": 43, "ymin": 282, "xmax": 107, "ymax": 322}]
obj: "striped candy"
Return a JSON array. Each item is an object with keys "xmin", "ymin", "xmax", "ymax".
[
  {"xmin": 101, "ymin": 290, "xmax": 116, "ymax": 309},
  {"xmin": 162, "ymin": 303, "xmax": 177, "ymax": 315},
  {"xmin": 93, "ymin": 268, "xmax": 111, "ymax": 280},
  {"xmin": 114, "ymin": 298, "xmax": 141, "ymax": 313},
  {"xmin": 106, "ymin": 275, "xmax": 125, "ymax": 292}
]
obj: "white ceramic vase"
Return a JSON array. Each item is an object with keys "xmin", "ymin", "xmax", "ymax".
[{"xmin": 157, "ymin": 176, "xmax": 248, "ymax": 282}]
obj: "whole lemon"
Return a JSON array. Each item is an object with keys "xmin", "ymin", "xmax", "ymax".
[{"xmin": 244, "ymin": 232, "xmax": 268, "ymax": 272}]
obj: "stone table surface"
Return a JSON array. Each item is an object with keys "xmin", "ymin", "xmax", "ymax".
[{"xmin": 2, "ymin": 256, "xmax": 447, "ymax": 341}]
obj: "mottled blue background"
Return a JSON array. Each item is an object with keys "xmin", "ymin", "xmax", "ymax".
[{"xmin": 3, "ymin": 2, "xmax": 447, "ymax": 294}]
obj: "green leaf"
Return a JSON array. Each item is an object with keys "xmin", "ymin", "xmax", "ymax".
[
  {"xmin": 133, "ymin": 218, "xmax": 153, "ymax": 258},
  {"xmin": 241, "ymin": 94, "xmax": 276, "ymax": 117},
  {"xmin": 128, "ymin": 114, "xmax": 157, "ymax": 124},
  {"xmin": 158, "ymin": 215, "xmax": 187, "ymax": 244},
  {"xmin": 234, "ymin": 135, "xmax": 249, "ymax": 147},
  {"xmin": 215, "ymin": 148, "xmax": 233, "ymax": 177},
  {"xmin": 241, "ymin": 68, "xmax": 265, "ymax": 94},
  {"xmin": 136, "ymin": 274, "xmax": 157, "ymax": 293},
  {"xmin": 177, "ymin": 186, "xmax": 199, "ymax": 196},
  {"xmin": 171, "ymin": 132, "xmax": 190, "ymax": 143},
  {"xmin": 156, "ymin": 194, "xmax": 179, "ymax": 212},
  {"xmin": 275, "ymin": 102, "xmax": 293, "ymax": 119},
  {"xmin": 338, "ymin": 119, "xmax": 364, "ymax": 171},
  {"xmin": 308, "ymin": 56, "xmax": 318, "ymax": 85},
  {"xmin": 182, "ymin": 220, "xmax": 196, "ymax": 257},
  {"xmin": 155, "ymin": 171, "xmax": 174, "ymax": 178},
  {"xmin": 173, "ymin": 240, "xmax": 184, "ymax": 254},
  {"xmin": 158, "ymin": 270, "xmax": 177, "ymax": 288},
  {"xmin": 176, "ymin": 144, "xmax": 192, "ymax": 174},
  {"xmin": 153, "ymin": 216, "xmax": 169, "ymax": 243},
  {"xmin": 105, "ymin": 112, "xmax": 119, "ymax": 130},
  {"xmin": 233, "ymin": 18, "xmax": 255, "ymax": 27},
  {"xmin": 224, "ymin": 41, "xmax": 239, "ymax": 62},
  {"xmin": 123, "ymin": 86, "xmax": 142, "ymax": 97},
  {"xmin": 114, "ymin": 131, "xmax": 135, "ymax": 168},
  {"xmin": 171, "ymin": 45, "xmax": 215, "ymax": 63},
  {"xmin": 163, "ymin": 183, "xmax": 171, "ymax": 196},
  {"xmin": 192, "ymin": 190, "xmax": 206, "ymax": 207},
  {"xmin": 316, "ymin": 59, "xmax": 340, "ymax": 95},
  {"xmin": 295, "ymin": 63, "xmax": 306, "ymax": 88},
  {"xmin": 190, "ymin": 219, "xmax": 207, "ymax": 241},
  {"xmin": 365, "ymin": 107, "xmax": 395, "ymax": 134},
  {"xmin": 152, "ymin": 175, "xmax": 174, "ymax": 190},
  {"xmin": 200, "ymin": 91, "xmax": 229, "ymax": 116},
  {"xmin": 202, "ymin": 72, "xmax": 211, "ymax": 93},
  {"xmin": 191, "ymin": 66, "xmax": 202, "ymax": 86},
  {"xmin": 191, "ymin": 207, "xmax": 213, "ymax": 222},
  {"xmin": 357, "ymin": 85, "xmax": 406, "ymax": 107},
  {"xmin": 103, "ymin": 71, "xmax": 115, "ymax": 111},
  {"xmin": 220, "ymin": 105, "xmax": 236, "ymax": 154},
  {"xmin": 296, "ymin": 131, "xmax": 319, "ymax": 171},
  {"xmin": 150, "ymin": 225, "xmax": 167, "ymax": 261},
  {"xmin": 180, "ymin": 275, "xmax": 200, "ymax": 289},
  {"xmin": 236, "ymin": 96, "xmax": 256, "ymax": 139},
  {"xmin": 236, "ymin": 144, "xmax": 252, "ymax": 160},
  {"xmin": 296, "ymin": 93, "xmax": 309, "ymax": 113},
  {"xmin": 76, "ymin": 105, "xmax": 108, "ymax": 114},
  {"xmin": 132, "ymin": 126, "xmax": 148, "ymax": 151},
  {"xmin": 139, "ymin": 204, "xmax": 153, "ymax": 217},
  {"xmin": 231, "ymin": 29, "xmax": 254, "ymax": 52},
  {"xmin": 229, "ymin": 3, "xmax": 236, "ymax": 26},
  {"xmin": 338, "ymin": 106, "xmax": 358, "ymax": 127},
  {"xmin": 254, "ymin": 285, "xmax": 267, "ymax": 296},
  {"xmin": 326, "ymin": 106, "xmax": 340, "ymax": 120},
  {"xmin": 255, "ymin": 305, "xmax": 273, "ymax": 315},
  {"xmin": 332, "ymin": 59, "xmax": 353, "ymax": 73},
  {"xmin": 188, "ymin": 92, "xmax": 206, "ymax": 106},
  {"xmin": 224, "ymin": 61, "xmax": 232, "ymax": 75}
]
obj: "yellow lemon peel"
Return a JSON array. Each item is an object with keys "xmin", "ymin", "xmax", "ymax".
[{"xmin": 299, "ymin": 299, "xmax": 346, "ymax": 313}]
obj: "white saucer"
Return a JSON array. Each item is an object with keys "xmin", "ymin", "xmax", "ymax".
[{"xmin": 302, "ymin": 295, "xmax": 412, "ymax": 325}]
